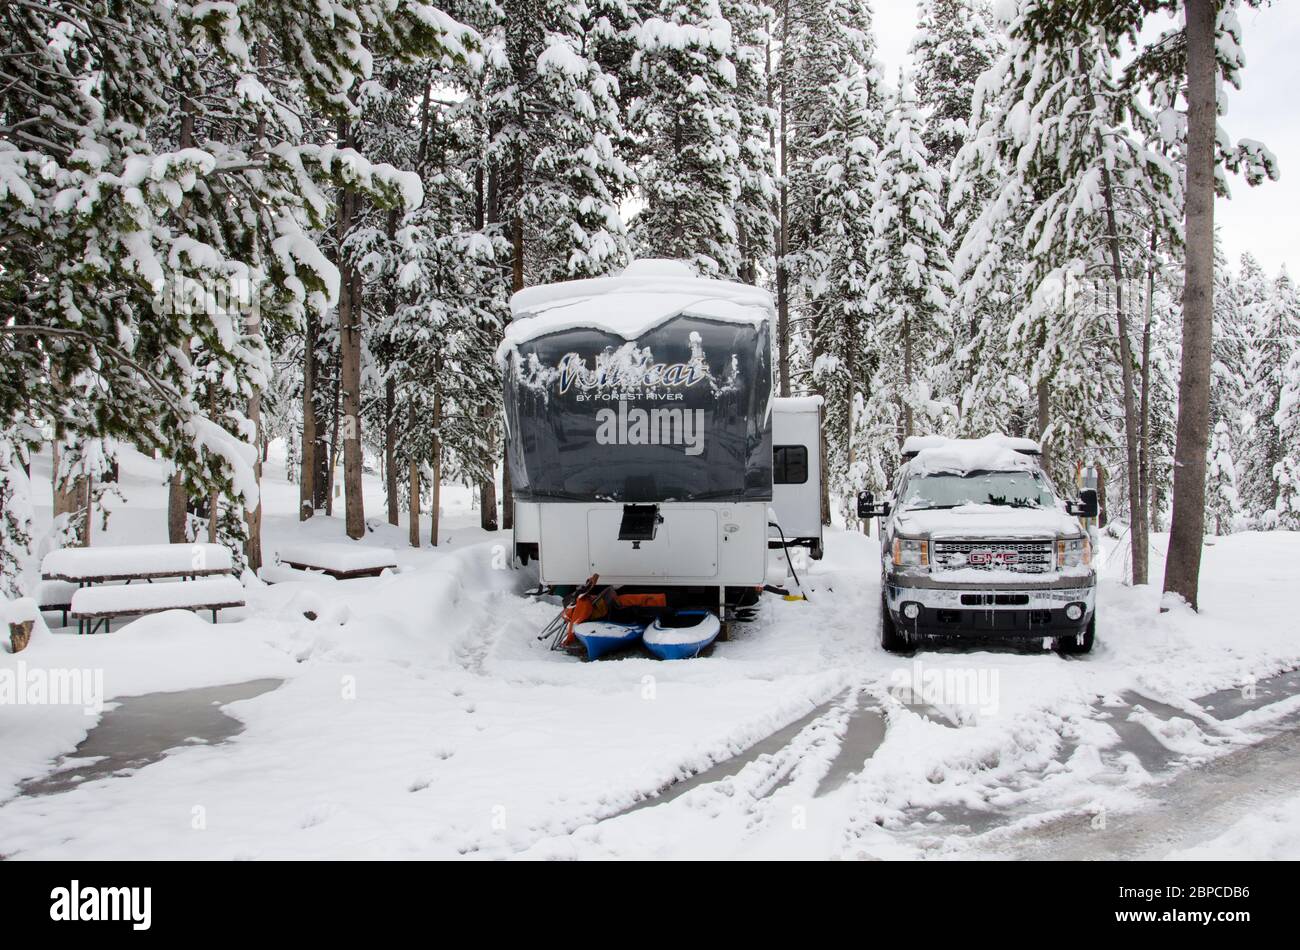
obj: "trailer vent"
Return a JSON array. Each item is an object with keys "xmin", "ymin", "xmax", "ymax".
[{"xmin": 618, "ymin": 504, "xmax": 662, "ymax": 544}]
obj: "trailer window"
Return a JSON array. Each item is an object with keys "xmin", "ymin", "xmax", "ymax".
[{"xmin": 774, "ymin": 445, "xmax": 808, "ymax": 484}]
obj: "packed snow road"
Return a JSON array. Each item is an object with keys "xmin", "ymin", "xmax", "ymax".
[{"xmin": 2, "ymin": 450, "xmax": 1299, "ymax": 858}]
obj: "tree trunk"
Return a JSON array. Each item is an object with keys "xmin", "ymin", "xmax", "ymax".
[
  {"xmin": 340, "ymin": 258, "xmax": 364, "ymax": 539},
  {"xmin": 902, "ymin": 314, "xmax": 915, "ymax": 438},
  {"xmin": 408, "ymin": 470, "xmax": 420, "ymax": 549},
  {"xmin": 242, "ymin": 43, "xmax": 267, "ymax": 574},
  {"xmin": 1164, "ymin": 0, "xmax": 1216, "ymax": 609},
  {"xmin": 245, "ymin": 388, "xmax": 263, "ymax": 572},
  {"xmin": 406, "ymin": 407, "xmax": 420, "ymax": 548},
  {"xmin": 52, "ymin": 444, "xmax": 88, "ymax": 546},
  {"xmin": 1096, "ymin": 463, "xmax": 1109, "ymax": 528},
  {"xmin": 167, "ymin": 473, "xmax": 188, "ymax": 542},
  {"xmin": 1139, "ymin": 231, "xmax": 1155, "ymax": 541},
  {"xmin": 300, "ymin": 306, "xmax": 319, "ymax": 520},
  {"xmin": 385, "ymin": 377, "xmax": 399, "ymax": 526},
  {"xmin": 480, "ymin": 448, "xmax": 499, "ymax": 532},
  {"xmin": 1036, "ymin": 376, "xmax": 1052, "ymax": 475},
  {"xmin": 430, "ymin": 392, "xmax": 442, "ymax": 548},
  {"xmin": 775, "ymin": 7, "xmax": 791, "ymax": 397},
  {"xmin": 1098, "ymin": 163, "xmax": 1146, "ymax": 586}
]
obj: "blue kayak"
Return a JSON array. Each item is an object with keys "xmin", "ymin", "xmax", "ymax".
[
  {"xmin": 643, "ymin": 609, "xmax": 722, "ymax": 660},
  {"xmin": 573, "ymin": 620, "xmax": 646, "ymax": 660}
]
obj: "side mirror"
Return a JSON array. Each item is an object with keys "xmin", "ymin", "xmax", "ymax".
[
  {"xmin": 1067, "ymin": 489, "xmax": 1099, "ymax": 519},
  {"xmin": 857, "ymin": 491, "xmax": 890, "ymax": 519}
]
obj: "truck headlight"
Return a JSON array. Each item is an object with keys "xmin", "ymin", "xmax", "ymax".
[
  {"xmin": 1058, "ymin": 536, "xmax": 1091, "ymax": 568},
  {"xmin": 892, "ymin": 537, "xmax": 929, "ymax": 569}
]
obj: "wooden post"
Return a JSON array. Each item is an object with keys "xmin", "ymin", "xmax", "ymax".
[{"xmin": 9, "ymin": 619, "xmax": 33, "ymax": 653}]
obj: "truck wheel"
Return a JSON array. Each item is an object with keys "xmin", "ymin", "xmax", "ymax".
[
  {"xmin": 879, "ymin": 596, "xmax": 912, "ymax": 654},
  {"xmin": 809, "ymin": 540, "xmax": 824, "ymax": 561},
  {"xmin": 1055, "ymin": 617, "xmax": 1095, "ymax": 655}
]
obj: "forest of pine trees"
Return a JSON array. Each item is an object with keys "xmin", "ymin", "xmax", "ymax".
[{"xmin": 1, "ymin": 0, "xmax": 1296, "ymax": 601}]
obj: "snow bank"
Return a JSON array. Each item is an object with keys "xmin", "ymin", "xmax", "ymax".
[{"xmin": 4, "ymin": 596, "xmax": 38, "ymax": 624}]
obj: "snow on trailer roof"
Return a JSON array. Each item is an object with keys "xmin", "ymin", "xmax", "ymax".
[
  {"xmin": 902, "ymin": 434, "xmax": 1043, "ymax": 475},
  {"xmin": 503, "ymin": 259, "xmax": 774, "ymax": 348},
  {"xmin": 772, "ymin": 395, "xmax": 824, "ymax": 412}
]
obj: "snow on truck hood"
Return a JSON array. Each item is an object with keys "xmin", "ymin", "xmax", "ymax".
[
  {"xmin": 501, "ymin": 259, "xmax": 774, "ymax": 350},
  {"xmin": 895, "ymin": 503, "xmax": 1084, "ymax": 539}
]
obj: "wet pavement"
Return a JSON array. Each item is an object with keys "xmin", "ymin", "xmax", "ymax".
[{"xmin": 19, "ymin": 678, "xmax": 282, "ymax": 797}]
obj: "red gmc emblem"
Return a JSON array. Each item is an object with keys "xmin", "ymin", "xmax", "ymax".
[{"xmin": 969, "ymin": 550, "xmax": 1018, "ymax": 566}]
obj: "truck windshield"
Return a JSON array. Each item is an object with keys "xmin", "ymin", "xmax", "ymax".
[{"xmin": 899, "ymin": 470, "xmax": 1055, "ymax": 510}]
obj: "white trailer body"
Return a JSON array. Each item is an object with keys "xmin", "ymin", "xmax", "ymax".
[
  {"xmin": 500, "ymin": 260, "xmax": 775, "ymax": 591},
  {"xmin": 768, "ymin": 396, "xmax": 824, "ymax": 559},
  {"xmin": 533, "ymin": 501, "xmax": 768, "ymax": 587}
]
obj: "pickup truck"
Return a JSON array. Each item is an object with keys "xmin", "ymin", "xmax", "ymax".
[{"xmin": 858, "ymin": 435, "xmax": 1099, "ymax": 654}]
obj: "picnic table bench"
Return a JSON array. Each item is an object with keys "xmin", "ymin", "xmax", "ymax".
[
  {"xmin": 40, "ymin": 542, "xmax": 240, "ymax": 634},
  {"xmin": 70, "ymin": 577, "xmax": 246, "ymax": 634},
  {"xmin": 36, "ymin": 579, "xmax": 78, "ymax": 626},
  {"xmin": 276, "ymin": 542, "xmax": 396, "ymax": 580}
]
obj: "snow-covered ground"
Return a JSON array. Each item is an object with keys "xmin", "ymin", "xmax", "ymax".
[{"xmin": 2, "ymin": 445, "xmax": 1299, "ymax": 859}]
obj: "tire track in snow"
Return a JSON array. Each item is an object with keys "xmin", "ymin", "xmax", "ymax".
[{"xmin": 988, "ymin": 713, "xmax": 1300, "ymax": 859}]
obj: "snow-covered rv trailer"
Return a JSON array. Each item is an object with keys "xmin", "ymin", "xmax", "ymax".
[
  {"xmin": 769, "ymin": 396, "xmax": 824, "ymax": 560},
  {"xmin": 501, "ymin": 260, "xmax": 775, "ymax": 610}
]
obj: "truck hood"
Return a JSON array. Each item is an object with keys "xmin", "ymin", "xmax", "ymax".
[{"xmin": 894, "ymin": 504, "xmax": 1082, "ymax": 540}]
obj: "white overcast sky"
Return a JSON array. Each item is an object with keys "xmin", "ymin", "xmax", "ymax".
[{"xmin": 872, "ymin": 1, "xmax": 1298, "ymax": 279}]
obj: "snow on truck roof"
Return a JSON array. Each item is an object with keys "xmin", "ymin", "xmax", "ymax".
[
  {"xmin": 503, "ymin": 259, "xmax": 774, "ymax": 348},
  {"xmin": 902, "ymin": 434, "xmax": 1043, "ymax": 475}
]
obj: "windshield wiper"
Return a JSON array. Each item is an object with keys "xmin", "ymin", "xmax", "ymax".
[{"xmin": 985, "ymin": 497, "xmax": 1040, "ymax": 509}]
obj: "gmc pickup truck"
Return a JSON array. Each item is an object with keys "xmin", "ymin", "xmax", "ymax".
[{"xmin": 858, "ymin": 435, "xmax": 1099, "ymax": 654}]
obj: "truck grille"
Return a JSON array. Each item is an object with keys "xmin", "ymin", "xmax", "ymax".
[{"xmin": 931, "ymin": 541, "xmax": 1054, "ymax": 574}]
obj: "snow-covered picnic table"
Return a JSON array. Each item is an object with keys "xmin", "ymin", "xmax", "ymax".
[
  {"xmin": 276, "ymin": 542, "xmax": 396, "ymax": 580},
  {"xmin": 41, "ymin": 543, "xmax": 234, "ymax": 583},
  {"xmin": 70, "ymin": 577, "xmax": 246, "ymax": 634}
]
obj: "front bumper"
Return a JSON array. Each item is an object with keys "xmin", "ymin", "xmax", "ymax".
[{"xmin": 885, "ymin": 580, "xmax": 1095, "ymax": 639}]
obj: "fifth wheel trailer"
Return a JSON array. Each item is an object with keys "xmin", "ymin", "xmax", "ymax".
[{"xmin": 501, "ymin": 260, "xmax": 776, "ymax": 600}]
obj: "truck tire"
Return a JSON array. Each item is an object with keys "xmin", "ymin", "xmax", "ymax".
[
  {"xmin": 809, "ymin": 539, "xmax": 824, "ymax": 561},
  {"xmin": 1055, "ymin": 616, "xmax": 1095, "ymax": 655},
  {"xmin": 879, "ymin": 595, "xmax": 912, "ymax": 654}
]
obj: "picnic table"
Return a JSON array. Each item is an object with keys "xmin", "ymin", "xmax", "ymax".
[
  {"xmin": 276, "ymin": 542, "xmax": 397, "ymax": 580},
  {"xmin": 39, "ymin": 542, "xmax": 243, "ymax": 634},
  {"xmin": 41, "ymin": 543, "xmax": 234, "ymax": 583}
]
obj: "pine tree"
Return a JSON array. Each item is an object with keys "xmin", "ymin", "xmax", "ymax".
[
  {"xmin": 956, "ymin": 0, "xmax": 1183, "ymax": 583},
  {"xmin": 803, "ymin": 67, "xmax": 880, "ymax": 518},
  {"xmin": 628, "ymin": 0, "xmax": 743, "ymax": 275},
  {"xmin": 863, "ymin": 76, "xmax": 953, "ymax": 445},
  {"xmin": 1235, "ymin": 253, "xmax": 1273, "ymax": 522},
  {"xmin": 1206, "ymin": 422, "xmax": 1241, "ymax": 535},
  {"xmin": 909, "ymin": 0, "xmax": 998, "ymax": 201},
  {"xmin": 1253, "ymin": 268, "xmax": 1300, "ymax": 527},
  {"xmin": 0, "ymin": 1, "xmax": 479, "ymax": 581},
  {"xmin": 1274, "ymin": 338, "xmax": 1300, "ymax": 530}
]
